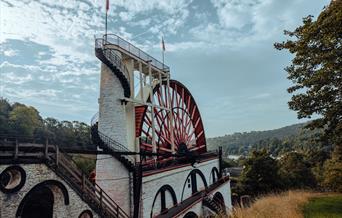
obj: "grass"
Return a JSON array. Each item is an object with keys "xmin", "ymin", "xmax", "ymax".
[
  {"xmin": 302, "ymin": 195, "xmax": 342, "ymax": 218},
  {"xmin": 230, "ymin": 191, "xmax": 342, "ymax": 218}
]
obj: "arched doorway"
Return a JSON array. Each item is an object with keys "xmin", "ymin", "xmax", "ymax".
[
  {"xmin": 213, "ymin": 192, "xmax": 226, "ymax": 214},
  {"xmin": 16, "ymin": 180, "xmax": 69, "ymax": 218},
  {"xmin": 183, "ymin": 211, "xmax": 198, "ymax": 218},
  {"xmin": 18, "ymin": 185, "xmax": 54, "ymax": 218}
]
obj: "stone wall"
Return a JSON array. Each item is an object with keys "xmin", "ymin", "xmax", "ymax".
[
  {"xmin": 96, "ymin": 155, "xmax": 132, "ymax": 215},
  {"xmin": 98, "ymin": 63, "xmax": 127, "ymax": 146},
  {"xmin": 0, "ymin": 164, "xmax": 100, "ymax": 218}
]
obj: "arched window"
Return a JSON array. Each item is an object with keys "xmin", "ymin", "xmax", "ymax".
[
  {"xmin": 150, "ymin": 185, "xmax": 177, "ymax": 217},
  {"xmin": 79, "ymin": 210, "xmax": 93, "ymax": 218},
  {"xmin": 210, "ymin": 167, "xmax": 220, "ymax": 184},
  {"xmin": 0, "ymin": 165, "xmax": 26, "ymax": 193},
  {"xmin": 181, "ymin": 169, "xmax": 208, "ymax": 201},
  {"xmin": 16, "ymin": 180, "xmax": 69, "ymax": 218}
]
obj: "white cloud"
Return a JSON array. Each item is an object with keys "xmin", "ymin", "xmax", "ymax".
[
  {"xmin": 1, "ymin": 72, "xmax": 33, "ymax": 84},
  {"xmin": 211, "ymin": 0, "xmax": 258, "ymax": 29},
  {"xmin": 3, "ymin": 49, "xmax": 18, "ymax": 57}
]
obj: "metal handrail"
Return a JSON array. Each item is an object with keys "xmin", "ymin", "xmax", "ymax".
[
  {"xmin": 95, "ymin": 38, "xmax": 131, "ymax": 82},
  {"xmin": 90, "ymin": 112, "xmax": 99, "ymax": 126},
  {"xmin": 103, "ymin": 34, "xmax": 170, "ymax": 72},
  {"xmin": 97, "ymin": 131, "xmax": 135, "ymax": 164}
]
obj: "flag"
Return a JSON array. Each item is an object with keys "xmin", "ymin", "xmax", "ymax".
[
  {"xmin": 161, "ymin": 36, "xmax": 165, "ymax": 51},
  {"xmin": 106, "ymin": 0, "xmax": 109, "ymax": 11}
]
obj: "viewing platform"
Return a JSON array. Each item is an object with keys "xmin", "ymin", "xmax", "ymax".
[{"xmin": 95, "ymin": 34, "xmax": 170, "ymax": 77}]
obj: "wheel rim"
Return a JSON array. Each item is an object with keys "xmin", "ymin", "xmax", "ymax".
[{"xmin": 135, "ymin": 80, "xmax": 206, "ymax": 162}]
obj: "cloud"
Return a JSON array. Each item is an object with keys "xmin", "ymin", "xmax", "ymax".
[
  {"xmin": 0, "ymin": 0, "xmax": 330, "ymax": 127},
  {"xmin": 1, "ymin": 72, "xmax": 33, "ymax": 84},
  {"xmin": 3, "ymin": 49, "xmax": 18, "ymax": 57},
  {"xmin": 249, "ymin": 93, "xmax": 272, "ymax": 99},
  {"xmin": 211, "ymin": 0, "xmax": 258, "ymax": 29}
]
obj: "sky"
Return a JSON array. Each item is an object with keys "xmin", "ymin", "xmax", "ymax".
[{"xmin": 0, "ymin": 0, "xmax": 330, "ymax": 137}]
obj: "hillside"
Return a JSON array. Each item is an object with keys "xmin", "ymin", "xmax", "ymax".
[{"xmin": 207, "ymin": 122, "xmax": 325, "ymax": 156}]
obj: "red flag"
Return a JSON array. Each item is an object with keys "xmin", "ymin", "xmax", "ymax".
[
  {"xmin": 106, "ymin": 0, "xmax": 109, "ymax": 11},
  {"xmin": 161, "ymin": 36, "xmax": 165, "ymax": 51}
]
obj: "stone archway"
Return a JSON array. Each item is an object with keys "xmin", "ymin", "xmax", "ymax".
[
  {"xmin": 183, "ymin": 211, "xmax": 198, "ymax": 218},
  {"xmin": 210, "ymin": 167, "xmax": 220, "ymax": 184},
  {"xmin": 150, "ymin": 184, "xmax": 178, "ymax": 217},
  {"xmin": 213, "ymin": 192, "xmax": 226, "ymax": 214},
  {"xmin": 181, "ymin": 169, "xmax": 208, "ymax": 201},
  {"xmin": 16, "ymin": 180, "xmax": 69, "ymax": 218}
]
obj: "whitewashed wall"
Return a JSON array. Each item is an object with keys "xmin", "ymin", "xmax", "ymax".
[{"xmin": 141, "ymin": 158, "xmax": 231, "ymax": 217}]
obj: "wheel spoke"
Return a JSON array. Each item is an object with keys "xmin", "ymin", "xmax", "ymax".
[{"xmin": 137, "ymin": 81, "xmax": 206, "ymax": 162}]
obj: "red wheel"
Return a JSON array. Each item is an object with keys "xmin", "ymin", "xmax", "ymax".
[{"xmin": 135, "ymin": 80, "xmax": 206, "ymax": 163}]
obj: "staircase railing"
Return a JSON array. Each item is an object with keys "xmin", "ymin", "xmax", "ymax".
[
  {"xmin": 0, "ymin": 136, "xmax": 129, "ymax": 218},
  {"xmin": 97, "ymin": 130, "xmax": 135, "ymax": 164},
  {"xmin": 95, "ymin": 38, "xmax": 130, "ymax": 82},
  {"xmin": 91, "ymin": 112, "xmax": 99, "ymax": 126}
]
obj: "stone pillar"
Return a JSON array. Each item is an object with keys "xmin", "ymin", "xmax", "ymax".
[
  {"xmin": 98, "ymin": 63, "xmax": 127, "ymax": 146},
  {"xmin": 96, "ymin": 62, "xmax": 131, "ymax": 215}
]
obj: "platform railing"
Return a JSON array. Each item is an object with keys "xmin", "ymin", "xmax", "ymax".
[
  {"xmin": 103, "ymin": 34, "xmax": 170, "ymax": 72},
  {"xmin": 95, "ymin": 38, "xmax": 131, "ymax": 81},
  {"xmin": 0, "ymin": 136, "xmax": 129, "ymax": 218}
]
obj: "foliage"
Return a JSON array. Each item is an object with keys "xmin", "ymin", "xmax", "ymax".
[
  {"xmin": 0, "ymin": 98, "xmax": 12, "ymax": 134},
  {"xmin": 278, "ymin": 152, "xmax": 316, "ymax": 189},
  {"xmin": 238, "ymin": 150, "xmax": 282, "ymax": 196},
  {"xmin": 222, "ymin": 158, "xmax": 239, "ymax": 168},
  {"xmin": 208, "ymin": 122, "xmax": 329, "ymax": 157},
  {"xmin": 322, "ymin": 155, "xmax": 342, "ymax": 192},
  {"xmin": 72, "ymin": 155, "xmax": 96, "ymax": 175},
  {"xmin": 8, "ymin": 104, "xmax": 43, "ymax": 137},
  {"xmin": 274, "ymin": 1, "xmax": 342, "ymax": 154},
  {"xmin": 0, "ymin": 98, "xmax": 93, "ymax": 150},
  {"xmin": 302, "ymin": 195, "xmax": 342, "ymax": 218}
]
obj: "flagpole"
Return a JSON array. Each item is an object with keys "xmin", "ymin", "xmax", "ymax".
[
  {"xmin": 105, "ymin": 6, "xmax": 108, "ymax": 41},
  {"xmin": 105, "ymin": 0, "xmax": 109, "ymax": 41},
  {"xmin": 162, "ymin": 36, "xmax": 165, "ymax": 70},
  {"xmin": 162, "ymin": 49, "xmax": 165, "ymax": 70}
]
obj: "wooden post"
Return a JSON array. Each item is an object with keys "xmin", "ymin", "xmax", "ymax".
[
  {"xmin": 218, "ymin": 146, "xmax": 223, "ymax": 178},
  {"xmin": 44, "ymin": 138, "xmax": 49, "ymax": 159},
  {"xmin": 82, "ymin": 172, "xmax": 86, "ymax": 199},
  {"xmin": 148, "ymin": 61, "xmax": 156, "ymax": 156},
  {"xmin": 14, "ymin": 139, "xmax": 18, "ymax": 159},
  {"xmin": 166, "ymin": 74, "xmax": 175, "ymax": 153},
  {"xmin": 100, "ymin": 189, "xmax": 103, "ymax": 207},
  {"xmin": 55, "ymin": 145, "xmax": 59, "ymax": 167}
]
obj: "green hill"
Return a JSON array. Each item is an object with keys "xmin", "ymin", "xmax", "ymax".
[{"xmin": 207, "ymin": 122, "xmax": 327, "ymax": 156}]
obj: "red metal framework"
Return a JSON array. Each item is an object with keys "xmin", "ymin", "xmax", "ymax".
[{"xmin": 135, "ymin": 80, "xmax": 206, "ymax": 163}]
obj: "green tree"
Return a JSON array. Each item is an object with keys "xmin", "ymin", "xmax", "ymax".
[
  {"xmin": 322, "ymin": 151, "xmax": 342, "ymax": 192},
  {"xmin": 274, "ymin": 1, "xmax": 342, "ymax": 155},
  {"xmin": 238, "ymin": 149, "xmax": 281, "ymax": 196},
  {"xmin": 279, "ymin": 152, "xmax": 316, "ymax": 189},
  {"xmin": 8, "ymin": 104, "xmax": 43, "ymax": 137},
  {"xmin": 0, "ymin": 98, "xmax": 12, "ymax": 134}
]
